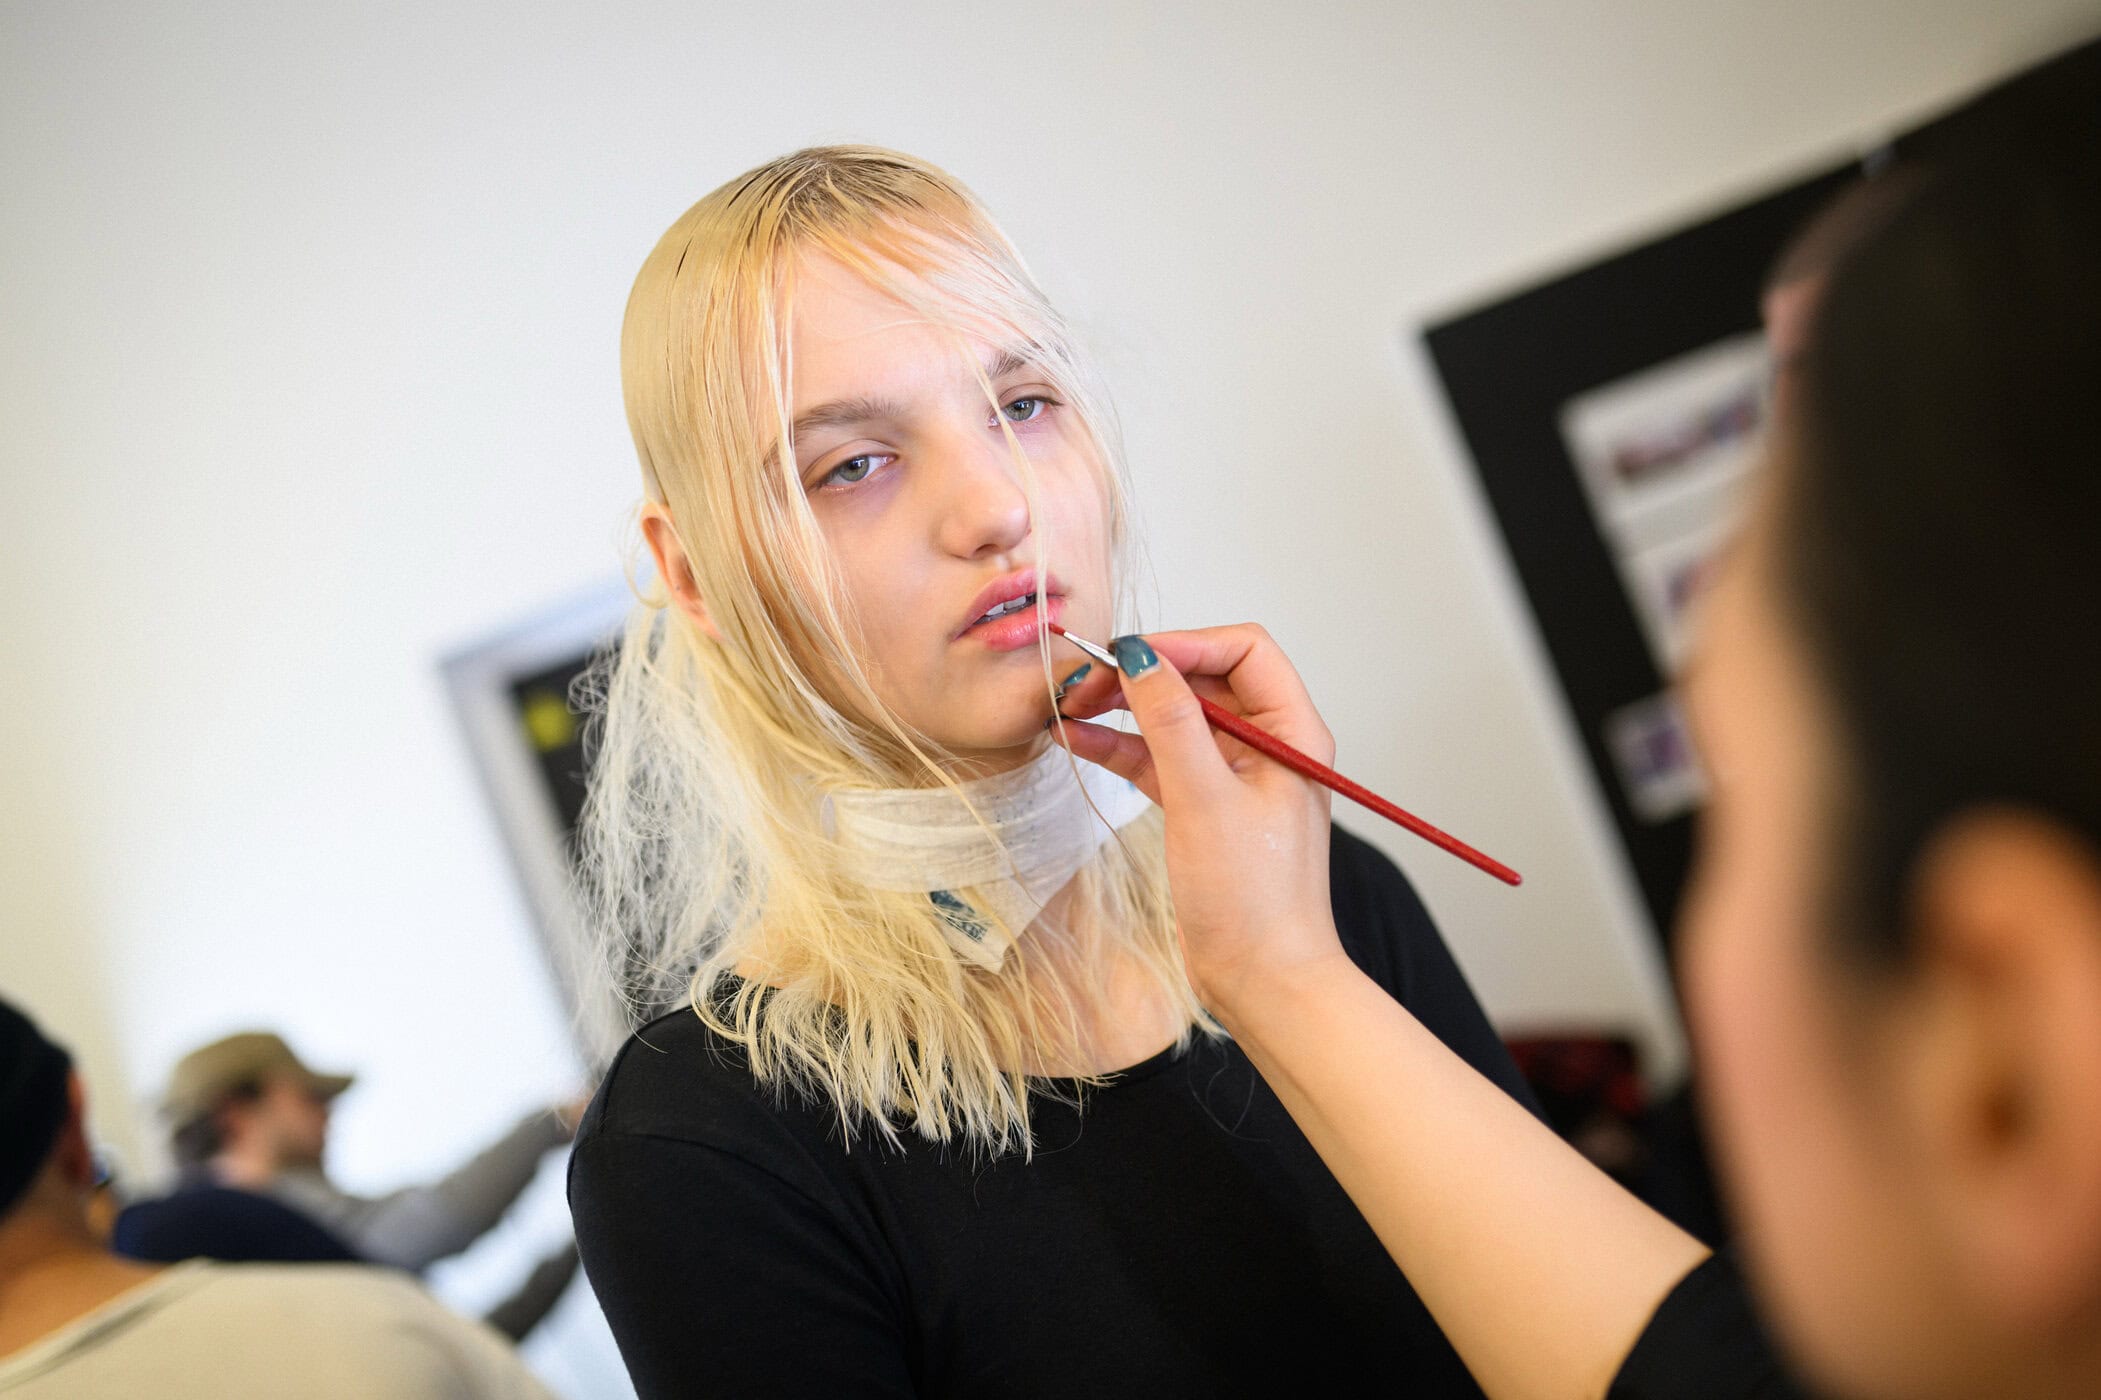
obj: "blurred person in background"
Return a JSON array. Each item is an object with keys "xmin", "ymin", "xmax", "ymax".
[
  {"xmin": 1048, "ymin": 38, "xmax": 2101, "ymax": 1400},
  {"xmin": 126, "ymin": 1029, "xmax": 583, "ymax": 1341},
  {"xmin": 0, "ymin": 994, "xmax": 555, "ymax": 1398}
]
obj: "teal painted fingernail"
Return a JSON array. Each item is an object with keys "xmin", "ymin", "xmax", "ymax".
[
  {"xmin": 1111, "ymin": 634, "xmax": 1158, "ymax": 677},
  {"xmin": 1055, "ymin": 662, "xmax": 1091, "ymax": 696}
]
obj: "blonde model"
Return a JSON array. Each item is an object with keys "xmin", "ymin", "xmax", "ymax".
[{"xmin": 567, "ymin": 147, "xmax": 1535, "ymax": 1398}]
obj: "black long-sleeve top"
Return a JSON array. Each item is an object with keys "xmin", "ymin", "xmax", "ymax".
[
  {"xmin": 1613, "ymin": 1251, "xmax": 1809, "ymax": 1398},
  {"xmin": 572, "ymin": 826, "xmax": 1533, "ymax": 1397},
  {"xmin": 570, "ymin": 824, "xmax": 1798, "ymax": 1398}
]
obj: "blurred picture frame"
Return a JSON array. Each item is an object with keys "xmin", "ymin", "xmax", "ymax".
[
  {"xmin": 441, "ymin": 581, "xmax": 633, "ymax": 1019},
  {"xmin": 1423, "ymin": 167, "xmax": 1856, "ymax": 957}
]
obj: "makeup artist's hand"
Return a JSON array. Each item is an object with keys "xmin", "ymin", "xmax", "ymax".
[
  {"xmin": 1057, "ymin": 632, "xmax": 1710, "ymax": 1400},
  {"xmin": 1048, "ymin": 626, "xmax": 1353, "ymax": 1011}
]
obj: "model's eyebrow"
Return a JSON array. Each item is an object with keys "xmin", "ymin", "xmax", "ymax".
[
  {"xmin": 790, "ymin": 351, "xmax": 1040, "ymax": 445},
  {"xmin": 791, "ymin": 394, "xmax": 904, "ymax": 443},
  {"xmin": 980, "ymin": 349, "xmax": 1031, "ymax": 383}
]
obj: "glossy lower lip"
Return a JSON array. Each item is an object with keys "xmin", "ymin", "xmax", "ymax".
[{"xmin": 956, "ymin": 593, "xmax": 1066, "ymax": 652}]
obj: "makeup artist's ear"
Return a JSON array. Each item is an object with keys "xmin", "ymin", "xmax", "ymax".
[
  {"xmin": 1895, "ymin": 807, "xmax": 2101, "ymax": 1336},
  {"xmin": 640, "ymin": 502, "xmax": 719, "ymax": 641}
]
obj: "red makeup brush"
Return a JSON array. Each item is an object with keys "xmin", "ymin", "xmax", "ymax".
[{"xmin": 1050, "ymin": 624, "xmax": 1522, "ymax": 887}]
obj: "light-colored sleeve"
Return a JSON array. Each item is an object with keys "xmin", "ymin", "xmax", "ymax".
[
  {"xmin": 2, "ymin": 1263, "xmax": 563, "ymax": 1400},
  {"xmin": 376, "ymin": 1277, "xmax": 566, "ymax": 1400},
  {"xmin": 276, "ymin": 1267, "xmax": 564, "ymax": 1400},
  {"xmin": 276, "ymin": 1111, "xmax": 570, "ymax": 1270}
]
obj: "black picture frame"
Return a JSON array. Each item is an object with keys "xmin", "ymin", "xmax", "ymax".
[
  {"xmin": 1420, "ymin": 34, "xmax": 2100, "ymax": 961},
  {"xmin": 441, "ymin": 582, "xmax": 632, "ymax": 1025},
  {"xmin": 1422, "ymin": 166, "xmax": 1853, "ymax": 958}
]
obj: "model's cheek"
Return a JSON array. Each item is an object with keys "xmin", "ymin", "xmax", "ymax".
[{"xmin": 1032, "ymin": 456, "xmax": 1109, "ymax": 546}]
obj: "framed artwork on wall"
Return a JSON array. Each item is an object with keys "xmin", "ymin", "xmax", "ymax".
[
  {"xmin": 1421, "ymin": 35, "xmax": 2099, "ymax": 958},
  {"xmin": 1423, "ymin": 164, "xmax": 1852, "ymax": 954},
  {"xmin": 441, "ymin": 581, "xmax": 632, "ymax": 1019}
]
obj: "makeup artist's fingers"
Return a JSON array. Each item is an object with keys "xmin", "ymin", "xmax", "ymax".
[
  {"xmin": 1050, "ymin": 644, "xmax": 1286, "ymax": 804},
  {"xmin": 1049, "ymin": 624, "xmax": 1330, "ymax": 780},
  {"xmin": 1095, "ymin": 638, "xmax": 1238, "ymax": 809},
  {"xmin": 1050, "ymin": 680, "xmax": 1261, "ymax": 787},
  {"xmin": 1053, "ymin": 634, "xmax": 1271, "ymax": 716},
  {"xmin": 1052, "ymin": 660, "xmax": 1123, "ymax": 720},
  {"xmin": 1056, "ymin": 670, "xmax": 1238, "ymax": 727},
  {"xmin": 1051, "ymin": 704, "xmax": 1263, "ymax": 784},
  {"xmin": 1078, "ymin": 632, "xmax": 1341, "ymax": 1009},
  {"xmin": 1134, "ymin": 626, "xmax": 1334, "ymax": 765},
  {"xmin": 1045, "ymin": 716, "xmax": 1165, "ymax": 807}
]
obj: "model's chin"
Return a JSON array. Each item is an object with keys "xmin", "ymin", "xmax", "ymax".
[
  {"xmin": 919, "ymin": 617, "xmax": 1110, "ymax": 757},
  {"xmin": 912, "ymin": 735, "xmax": 1040, "ymax": 784},
  {"xmin": 920, "ymin": 686, "xmax": 1065, "ymax": 767},
  {"xmin": 941, "ymin": 715, "xmax": 1058, "ymax": 765}
]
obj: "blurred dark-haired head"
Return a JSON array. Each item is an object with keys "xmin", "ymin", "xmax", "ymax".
[
  {"xmin": 1778, "ymin": 84, "xmax": 2101, "ymax": 965},
  {"xmin": 1678, "ymin": 61, "xmax": 2101, "ymax": 1400},
  {"xmin": 0, "ymin": 995, "xmax": 77, "ymax": 1223}
]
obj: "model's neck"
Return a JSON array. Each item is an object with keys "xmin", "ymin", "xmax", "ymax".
[
  {"xmin": 1012, "ymin": 945, "xmax": 1189, "ymax": 1077},
  {"xmin": 1005, "ymin": 884, "xmax": 1191, "ymax": 1077},
  {"xmin": 932, "ymin": 733, "xmax": 1053, "ymax": 784}
]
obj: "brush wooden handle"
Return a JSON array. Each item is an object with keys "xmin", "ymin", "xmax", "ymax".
[{"xmin": 1194, "ymin": 694, "xmax": 1523, "ymax": 887}]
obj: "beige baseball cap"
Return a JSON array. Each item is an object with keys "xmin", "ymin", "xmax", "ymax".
[{"xmin": 163, "ymin": 1031, "xmax": 355, "ymax": 1123}]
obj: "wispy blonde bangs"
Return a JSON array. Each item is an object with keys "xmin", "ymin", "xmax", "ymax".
[{"xmin": 576, "ymin": 146, "xmax": 1206, "ymax": 1155}]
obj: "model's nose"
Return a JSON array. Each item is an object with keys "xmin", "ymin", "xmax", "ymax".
[{"xmin": 934, "ymin": 430, "xmax": 1032, "ymax": 560}]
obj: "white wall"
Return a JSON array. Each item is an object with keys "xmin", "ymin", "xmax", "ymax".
[{"xmin": 5, "ymin": 2, "xmax": 2097, "ymax": 1393}]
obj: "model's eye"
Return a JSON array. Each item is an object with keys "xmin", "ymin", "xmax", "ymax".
[
  {"xmin": 999, "ymin": 396, "xmax": 1051, "ymax": 423},
  {"xmin": 817, "ymin": 453, "xmax": 892, "ymax": 489}
]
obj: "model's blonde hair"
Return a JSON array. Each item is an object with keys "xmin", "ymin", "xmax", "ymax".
[{"xmin": 577, "ymin": 146, "xmax": 1204, "ymax": 1155}]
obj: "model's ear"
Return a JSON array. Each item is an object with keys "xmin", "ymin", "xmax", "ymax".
[
  {"xmin": 1897, "ymin": 807, "xmax": 2101, "ymax": 1338},
  {"xmin": 640, "ymin": 501, "xmax": 720, "ymax": 642}
]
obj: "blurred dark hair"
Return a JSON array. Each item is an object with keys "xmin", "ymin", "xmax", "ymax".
[
  {"xmin": 168, "ymin": 1078, "xmax": 265, "ymax": 1170},
  {"xmin": 1, "ymin": 995, "xmax": 74, "ymax": 1219},
  {"xmin": 1772, "ymin": 50, "xmax": 2101, "ymax": 963}
]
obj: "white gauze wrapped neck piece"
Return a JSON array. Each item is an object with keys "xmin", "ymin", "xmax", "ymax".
[{"xmin": 826, "ymin": 745, "xmax": 1154, "ymax": 971}]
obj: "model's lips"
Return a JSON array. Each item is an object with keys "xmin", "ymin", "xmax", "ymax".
[
  {"xmin": 954, "ymin": 568, "xmax": 1068, "ymax": 650},
  {"xmin": 958, "ymin": 591, "xmax": 1067, "ymax": 652},
  {"xmin": 956, "ymin": 569, "xmax": 1065, "ymax": 636}
]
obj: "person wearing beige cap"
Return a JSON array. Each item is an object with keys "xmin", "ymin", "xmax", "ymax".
[
  {"xmin": 161, "ymin": 1033, "xmax": 355, "ymax": 1190},
  {"xmin": 0, "ymin": 994, "xmax": 554, "ymax": 1399},
  {"xmin": 143, "ymin": 1029, "xmax": 585, "ymax": 1340}
]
